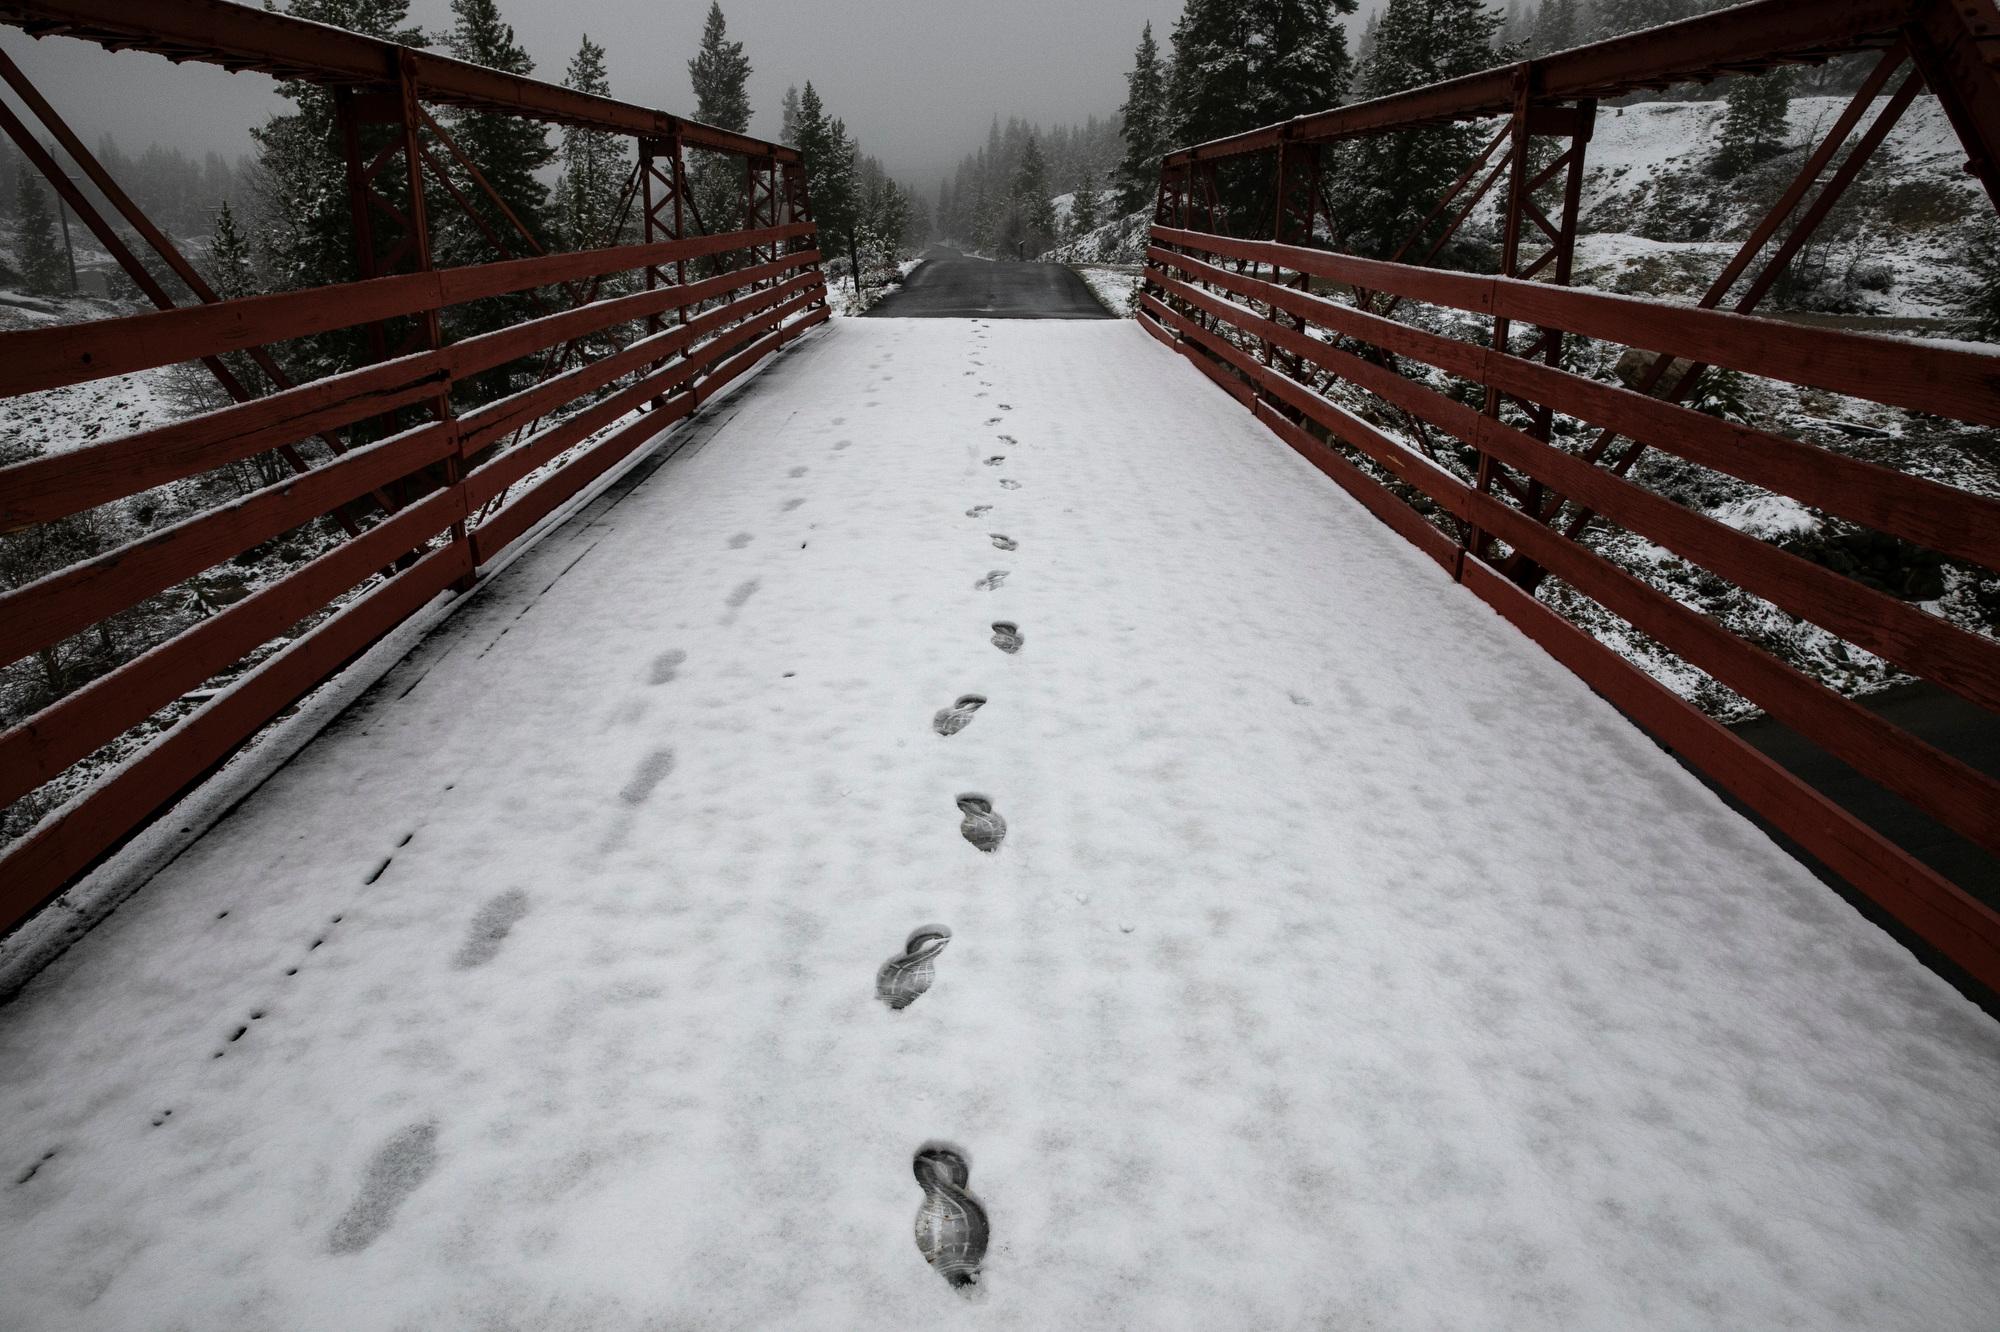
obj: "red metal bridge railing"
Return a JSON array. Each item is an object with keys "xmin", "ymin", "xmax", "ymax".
[
  {"xmin": 1144, "ymin": 0, "xmax": 2000, "ymax": 994},
  {"xmin": 0, "ymin": 2, "xmax": 826, "ymax": 933}
]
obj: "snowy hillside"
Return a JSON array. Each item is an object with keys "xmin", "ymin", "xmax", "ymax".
[
  {"xmin": 0, "ymin": 229, "xmax": 190, "ymax": 456},
  {"xmin": 1059, "ymin": 93, "xmax": 1983, "ymax": 324},
  {"xmin": 1571, "ymin": 95, "xmax": 1981, "ymax": 319}
]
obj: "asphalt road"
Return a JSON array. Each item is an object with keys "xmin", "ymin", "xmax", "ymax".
[{"xmin": 866, "ymin": 247, "xmax": 1113, "ymax": 319}]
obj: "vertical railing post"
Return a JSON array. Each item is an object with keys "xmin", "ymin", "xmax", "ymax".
[
  {"xmin": 1269, "ymin": 137, "xmax": 1320, "ymax": 375},
  {"xmin": 1265, "ymin": 140, "xmax": 1290, "ymax": 367},
  {"xmin": 671, "ymin": 133, "xmax": 693, "ymax": 314},
  {"xmin": 782, "ymin": 158, "xmax": 822, "ymax": 308},
  {"xmin": 740, "ymin": 152, "xmax": 757, "ymax": 283},
  {"xmin": 334, "ymin": 51, "xmax": 464, "ymax": 569},
  {"xmin": 1514, "ymin": 96, "xmax": 1596, "ymax": 521},
  {"xmin": 1465, "ymin": 65, "xmax": 1535, "ymax": 566},
  {"xmin": 1465, "ymin": 65, "xmax": 1593, "ymax": 571},
  {"xmin": 334, "ymin": 85, "xmax": 388, "ymax": 364},
  {"xmin": 639, "ymin": 133, "xmax": 684, "ymax": 409},
  {"xmin": 1143, "ymin": 161, "xmax": 1175, "ymax": 317},
  {"xmin": 391, "ymin": 51, "xmax": 472, "ymax": 587}
]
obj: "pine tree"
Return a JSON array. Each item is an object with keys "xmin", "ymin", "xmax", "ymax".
[
  {"xmin": 1168, "ymin": 0, "xmax": 1256, "ymax": 153},
  {"xmin": 1710, "ymin": 69, "xmax": 1792, "ymax": 179},
  {"xmin": 1167, "ymin": 0, "xmax": 1356, "ymax": 220},
  {"xmin": 794, "ymin": 83, "xmax": 858, "ymax": 292},
  {"xmin": 1531, "ymin": 0, "xmax": 1580, "ymax": 53},
  {"xmin": 1334, "ymin": 0, "xmax": 1506, "ymax": 258},
  {"xmin": 1116, "ymin": 23, "xmax": 1171, "ymax": 213},
  {"xmin": 1356, "ymin": 11, "xmax": 1382, "ymax": 64},
  {"xmin": 688, "ymin": 3, "xmax": 752, "ymax": 134},
  {"xmin": 1004, "ymin": 134, "xmax": 1057, "ymax": 259},
  {"xmin": 686, "ymin": 3, "xmax": 754, "ymax": 239},
  {"xmin": 441, "ymin": 0, "xmax": 553, "ymax": 262},
  {"xmin": 171, "ymin": 199, "xmax": 287, "ymax": 483},
  {"xmin": 439, "ymin": 0, "xmax": 552, "ymax": 391},
  {"xmin": 780, "ymin": 86, "xmax": 802, "ymax": 147},
  {"xmin": 252, "ymin": 0, "xmax": 425, "ymax": 379},
  {"xmin": 206, "ymin": 199, "xmax": 257, "ymax": 300},
  {"xmin": 1070, "ymin": 170, "xmax": 1101, "ymax": 238},
  {"xmin": 555, "ymin": 35, "xmax": 628, "ymax": 251},
  {"xmin": 1961, "ymin": 219, "xmax": 2000, "ymax": 343},
  {"xmin": 0, "ymin": 137, "xmax": 20, "ymax": 221},
  {"xmin": 1252, "ymin": 0, "xmax": 1358, "ymax": 130},
  {"xmin": 14, "ymin": 164, "xmax": 69, "ymax": 296},
  {"xmin": 1591, "ymin": 0, "xmax": 1684, "ymax": 39},
  {"xmin": 855, "ymin": 163, "xmax": 911, "ymax": 283},
  {"xmin": 1688, "ymin": 366, "xmax": 1751, "ymax": 422}
]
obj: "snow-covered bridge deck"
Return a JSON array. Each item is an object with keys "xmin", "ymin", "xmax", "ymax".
[{"xmin": 3, "ymin": 319, "xmax": 1997, "ymax": 1329}]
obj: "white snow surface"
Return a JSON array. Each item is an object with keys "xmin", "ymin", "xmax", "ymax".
[
  {"xmin": 1072, "ymin": 264, "xmax": 1141, "ymax": 317},
  {"xmin": 2, "ymin": 319, "xmax": 1998, "ymax": 1330}
]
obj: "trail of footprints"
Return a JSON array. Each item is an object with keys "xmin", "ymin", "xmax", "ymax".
[
  {"xmin": 21, "ymin": 782, "xmax": 547, "ymax": 1247},
  {"xmin": 29, "ymin": 362, "xmax": 1030, "ymax": 1280},
  {"xmin": 881, "ymin": 401, "xmax": 1031, "ymax": 1292},
  {"xmin": 303, "ymin": 638, "xmax": 708, "ymax": 1249}
]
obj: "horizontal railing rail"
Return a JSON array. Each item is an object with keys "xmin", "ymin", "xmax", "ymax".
[
  {"xmin": 0, "ymin": 230, "xmax": 827, "ymax": 931},
  {"xmin": 0, "ymin": 0, "xmax": 826, "ymax": 948},
  {"xmin": 1143, "ymin": 116, "xmax": 2000, "ymax": 993},
  {"xmin": 0, "ymin": 224, "xmax": 816, "ymax": 401}
]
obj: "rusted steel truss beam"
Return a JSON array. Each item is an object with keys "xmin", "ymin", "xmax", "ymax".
[
  {"xmin": 1504, "ymin": 46, "xmax": 1918, "ymax": 587},
  {"xmin": 742, "ymin": 157, "xmax": 783, "ymax": 278},
  {"xmin": 0, "ymin": 0, "xmax": 798, "ymax": 162},
  {"xmin": 1468, "ymin": 75, "xmax": 1596, "ymax": 560},
  {"xmin": 0, "ymin": 48, "xmax": 375, "ymax": 530},
  {"xmin": 1166, "ymin": 0, "xmax": 1919, "ymax": 165}
]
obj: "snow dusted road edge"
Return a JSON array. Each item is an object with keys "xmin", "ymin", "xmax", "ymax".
[
  {"xmin": 0, "ymin": 319, "xmax": 1996, "ymax": 1329},
  {"xmin": 0, "ymin": 333, "xmax": 820, "ymax": 1000}
]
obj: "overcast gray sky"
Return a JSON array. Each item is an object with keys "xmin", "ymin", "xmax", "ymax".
[{"xmin": 0, "ymin": 0, "xmax": 1329, "ymax": 191}]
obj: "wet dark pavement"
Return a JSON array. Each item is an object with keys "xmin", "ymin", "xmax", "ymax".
[{"xmin": 866, "ymin": 247, "xmax": 1112, "ymax": 319}]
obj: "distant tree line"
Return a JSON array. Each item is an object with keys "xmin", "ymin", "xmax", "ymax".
[
  {"xmin": 0, "ymin": 131, "xmax": 252, "ymax": 297},
  {"xmin": 935, "ymin": 115, "xmax": 1124, "ymax": 257},
  {"xmin": 784, "ymin": 80, "xmax": 928, "ymax": 301},
  {"xmin": 0, "ymin": 132, "xmax": 248, "ymax": 239}
]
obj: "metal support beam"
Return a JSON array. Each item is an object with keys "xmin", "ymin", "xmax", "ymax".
[
  {"xmin": 1268, "ymin": 139, "xmax": 1322, "ymax": 372},
  {"xmin": 1164, "ymin": 0, "xmax": 1914, "ymax": 167},
  {"xmin": 639, "ymin": 133, "xmax": 689, "ymax": 407},
  {"xmin": 0, "ymin": 0, "xmax": 802, "ymax": 161},
  {"xmin": 1906, "ymin": 0, "xmax": 2000, "ymax": 212},
  {"xmin": 335, "ymin": 52, "xmax": 464, "ymax": 572},
  {"xmin": 1504, "ymin": 51, "xmax": 1914, "ymax": 588},
  {"xmin": 0, "ymin": 47, "xmax": 369, "ymax": 529},
  {"xmin": 1465, "ymin": 67, "xmax": 1596, "ymax": 563}
]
